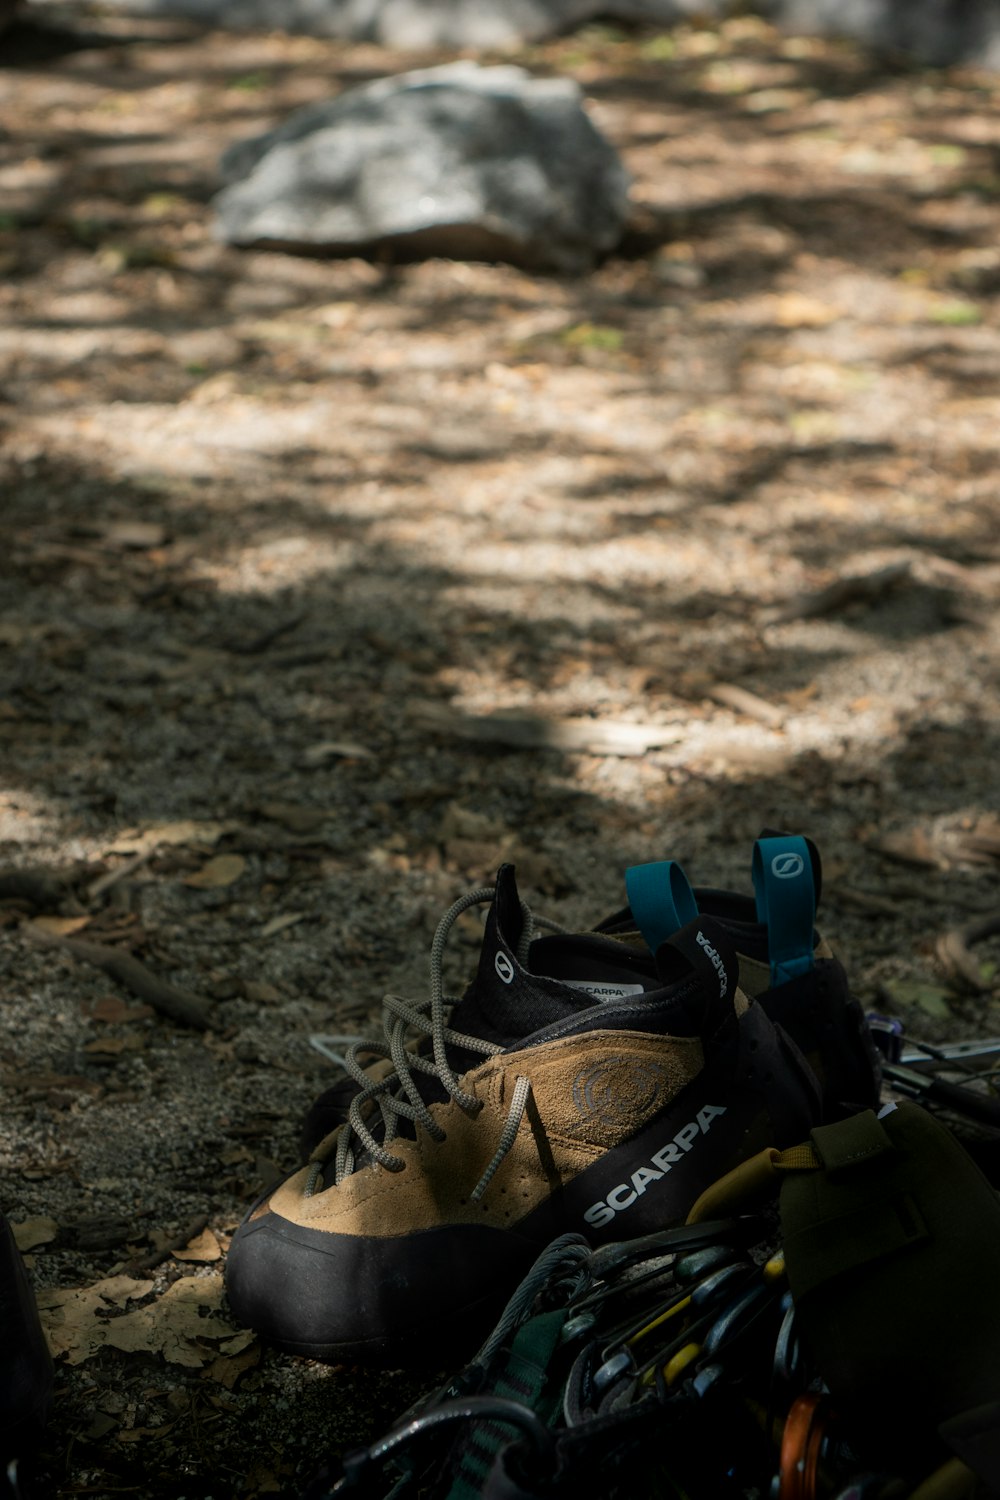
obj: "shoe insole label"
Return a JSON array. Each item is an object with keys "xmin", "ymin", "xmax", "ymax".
[{"xmin": 562, "ymin": 979, "xmax": 647, "ymax": 1002}]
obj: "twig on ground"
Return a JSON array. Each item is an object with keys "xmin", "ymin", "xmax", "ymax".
[
  {"xmin": 869, "ymin": 828, "xmax": 941, "ymax": 870},
  {"xmin": 936, "ymin": 909, "xmax": 1000, "ymax": 995},
  {"xmin": 824, "ymin": 885, "xmax": 906, "ymax": 919},
  {"xmin": 124, "ymin": 1214, "xmax": 211, "ymax": 1275},
  {"xmin": 958, "ymin": 824, "xmax": 1000, "ymax": 862},
  {"xmin": 23, "ymin": 929, "xmax": 215, "ymax": 1030},
  {"xmin": 410, "ymin": 703, "xmax": 682, "ymax": 757},
  {"xmin": 705, "ymin": 682, "xmax": 785, "ymax": 728},
  {"xmin": 87, "ymin": 850, "xmax": 155, "ymax": 904},
  {"xmin": 223, "ymin": 612, "xmax": 306, "ymax": 655},
  {"xmin": 762, "ymin": 561, "xmax": 911, "ymax": 626}
]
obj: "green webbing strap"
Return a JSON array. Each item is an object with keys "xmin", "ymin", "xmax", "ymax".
[
  {"xmin": 446, "ymin": 1308, "xmax": 568, "ymax": 1500},
  {"xmin": 809, "ymin": 1110, "xmax": 894, "ymax": 1176}
]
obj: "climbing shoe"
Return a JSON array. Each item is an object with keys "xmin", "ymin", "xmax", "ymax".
[
  {"xmin": 226, "ymin": 865, "xmax": 821, "ymax": 1368},
  {"xmin": 302, "ymin": 833, "xmax": 878, "ymax": 1158},
  {"xmin": 583, "ymin": 832, "xmax": 881, "ymax": 1123}
]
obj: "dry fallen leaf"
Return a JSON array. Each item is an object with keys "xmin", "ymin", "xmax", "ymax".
[
  {"xmin": 36, "ymin": 1273, "xmax": 243, "ymax": 1369},
  {"xmin": 257, "ymin": 801, "xmax": 328, "ymax": 833},
  {"xmin": 244, "ymin": 980, "xmax": 281, "ymax": 1004},
  {"xmin": 107, "ymin": 820, "xmax": 235, "ymax": 857},
  {"xmin": 84, "ymin": 1036, "xmax": 143, "ymax": 1057},
  {"xmin": 219, "ymin": 1146, "xmax": 254, "ymax": 1167},
  {"xmin": 217, "ymin": 1329, "xmax": 255, "ymax": 1357},
  {"xmin": 37, "ymin": 1276, "xmax": 155, "ymax": 1365},
  {"xmin": 771, "ymin": 292, "xmax": 842, "ymax": 327},
  {"xmin": 83, "ymin": 1038, "xmax": 126, "ymax": 1057},
  {"xmin": 246, "ymin": 1464, "xmax": 292, "ymax": 1496},
  {"xmin": 301, "ymin": 740, "xmax": 373, "ymax": 766},
  {"xmin": 259, "ymin": 912, "xmax": 306, "ymax": 939},
  {"xmin": 205, "ymin": 1339, "xmax": 260, "ymax": 1389},
  {"xmin": 102, "ymin": 521, "xmax": 167, "ymax": 550},
  {"xmin": 11, "ymin": 1216, "xmax": 59, "ymax": 1252},
  {"xmin": 88, "ymin": 994, "xmax": 154, "ymax": 1024},
  {"xmin": 29, "ymin": 915, "xmax": 91, "ymax": 938},
  {"xmin": 101, "ymin": 1274, "xmax": 235, "ymax": 1368},
  {"xmin": 184, "ymin": 854, "xmax": 247, "ymax": 890},
  {"xmin": 173, "ymin": 1227, "xmax": 221, "ymax": 1263}
]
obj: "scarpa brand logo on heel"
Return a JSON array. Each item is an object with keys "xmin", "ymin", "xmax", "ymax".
[{"xmin": 695, "ymin": 930, "xmax": 728, "ymax": 998}]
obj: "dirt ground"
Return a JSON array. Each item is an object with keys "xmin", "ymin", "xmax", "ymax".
[{"xmin": 1, "ymin": 5, "xmax": 999, "ymax": 1496}]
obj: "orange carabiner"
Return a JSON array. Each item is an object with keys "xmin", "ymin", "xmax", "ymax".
[{"xmin": 778, "ymin": 1392, "xmax": 827, "ymax": 1500}]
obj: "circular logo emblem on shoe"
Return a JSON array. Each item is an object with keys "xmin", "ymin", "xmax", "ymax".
[
  {"xmin": 494, "ymin": 951, "xmax": 515, "ymax": 985},
  {"xmin": 571, "ymin": 1058, "xmax": 669, "ymax": 1135},
  {"xmin": 771, "ymin": 852, "xmax": 805, "ymax": 880}
]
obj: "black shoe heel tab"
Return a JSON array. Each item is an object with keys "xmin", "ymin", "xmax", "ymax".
[
  {"xmin": 655, "ymin": 915, "xmax": 741, "ymax": 1042},
  {"xmin": 491, "ymin": 864, "xmax": 526, "ymax": 955}
]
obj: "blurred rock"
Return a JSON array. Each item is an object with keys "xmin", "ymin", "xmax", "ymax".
[
  {"xmin": 61, "ymin": 0, "xmax": 716, "ymax": 47},
  {"xmin": 763, "ymin": 0, "xmax": 1000, "ymax": 68},
  {"xmin": 213, "ymin": 63, "xmax": 630, "ymax": 273}
]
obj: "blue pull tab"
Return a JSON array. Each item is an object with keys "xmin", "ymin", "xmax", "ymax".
[
  {"xmin": 752, "ymin": 836, "xmax": 815, "ymax": 986},
  {"xmin": 625, "ymin": 861, "xmax": 698, "ymax": 954}
]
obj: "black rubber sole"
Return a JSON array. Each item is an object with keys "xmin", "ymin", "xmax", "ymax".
[{"xmin": 258, "ymin": 1286, "xmax": 514, "ymax": 1368}]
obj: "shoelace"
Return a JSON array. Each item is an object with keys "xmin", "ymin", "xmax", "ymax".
[{"xmin": 305, "ymin": 884, "xmax": 567, "ymax": 1201}]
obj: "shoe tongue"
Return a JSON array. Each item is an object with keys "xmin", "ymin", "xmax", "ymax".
[{"xmin": 448, "ymin": 863, "xmax": 596, "ymax": 1050}]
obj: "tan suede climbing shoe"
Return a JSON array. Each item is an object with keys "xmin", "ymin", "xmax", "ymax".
[
  {"xmin": 301, "ymin": 834, "xmax": 879, "ymax": 1160},
  {"xmin": 225, "ymin": 866, "xmax": 821, "ymax": 1368}
]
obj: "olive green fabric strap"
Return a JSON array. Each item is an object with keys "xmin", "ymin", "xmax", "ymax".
[
  {"xmin": 446, "ymin": 1309, "xmax": 567, "ymax": 1500},
  {"xmin": 782, "ymin": 1191, "xmax": 928, "ymax": 1301},
  {"xmin": 808, "ymin": 1110, "xmax": 894, "ymax": 1175},
  {"xmin": 776, "ymin": 1111, "xmax": 926, "ymax": 1298}
]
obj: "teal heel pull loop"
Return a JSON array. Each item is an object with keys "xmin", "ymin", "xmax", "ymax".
[
  {"xmin": 625, "ymin": 861, "xmax": 698, "ymax": 955},
  {"xmin": 752, "ymin": 836, "xmax": 815, "ymax": 986}
]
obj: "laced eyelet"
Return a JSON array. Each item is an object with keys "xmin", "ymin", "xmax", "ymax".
[{"xmin": 331, "ymin": 883, "xmax": 541, "ymax": 1191}]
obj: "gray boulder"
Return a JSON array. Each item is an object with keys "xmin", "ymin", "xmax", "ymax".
[
  {"xmin": 213, "ymin": 63, "xmax": 630, "ymax": 273},
  {"xmin": 763, "ymin": 0, "xmax": 1000, "ymax": 68},
  {"xmin": 42, "ymin": 0, "xmax": 718, "ymax": 48}
]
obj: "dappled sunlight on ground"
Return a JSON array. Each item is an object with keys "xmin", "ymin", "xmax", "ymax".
[{"xmin": 2, "ymin": 6, "xmax": 1000, "ymax": 1495}]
